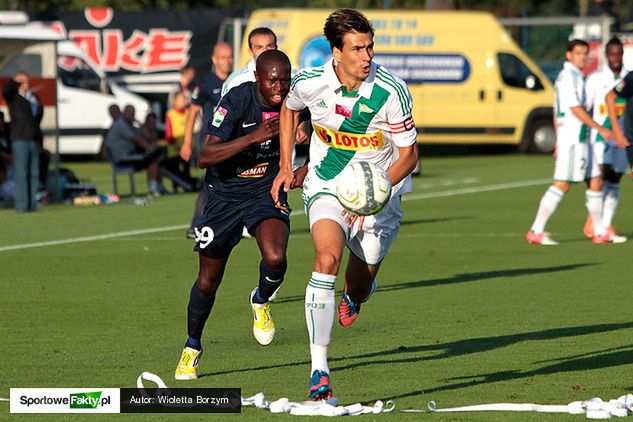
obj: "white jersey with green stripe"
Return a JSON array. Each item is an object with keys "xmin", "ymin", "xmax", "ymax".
[
  {"xmin": 585, "ymin": 65, "xmax": 627, "ymax": 144},
  {"xmin": 286, "ymin": 58, "xmax": 416, "ymax": 204},
  {"xmin": 221, "ymin": 59, "xmax": 256, "ymax": 98},
  {"xmin": 554, "ymin": 61, "xmax": 588, "ymax": 146}
]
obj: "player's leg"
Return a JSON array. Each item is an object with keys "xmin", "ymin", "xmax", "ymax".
[
  {"xmin": 249, "ymin": 218, "xmax": 290, "ymax": 345},
  {"xmin": 339, "ymin": 195, "xmax": 402, "ymax": 326},
  {"xmin": 176, "ymin": 254, "xmax": 229, "ymax": 380},
  {"xmin": 305, "ymin": 196, "xmax": 347, "ymax": 400},
  {"xmin": 602, "ymin": 162, "xmax": 626, "ymax": 243},
  {"xmin": 338, "ymin": 254, "xmax": 380, "ymax": 327},
  {"xmin": 527, "ymin": 180, "xmax": 567, "ymax": 245},
  {"xmin": 177, "ymin": 192, "xmax": 243, "ymax": 379},
  {"xmin": 586, "ymin": 175, "xmax": 610, "ymax": 242}
]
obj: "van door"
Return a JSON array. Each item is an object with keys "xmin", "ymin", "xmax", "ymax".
[
  {"xmin": 494, "ymin": 51, "xmax": 555, "ymax": 151},
  {"xmin": 56, "ymin": 54, "xmax": 113, "ymax": 154}
]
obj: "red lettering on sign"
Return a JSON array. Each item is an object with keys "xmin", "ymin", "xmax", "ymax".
[
  {"xmin": 85, "ymin": 8, "xmax": 113, "ymax": 28},
  {"xmin": 144, "ymin": 29, "xmax": 190, "ymax": 72},
  {"xmin": 120, "ymin": 30, "xmax": 147, "ymax": 71},
  {"xmin": 102, "ymin": 30, "xmax": 123, "ymax": 71}
]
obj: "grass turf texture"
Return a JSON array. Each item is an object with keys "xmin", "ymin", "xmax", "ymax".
[{"xmin": 2, "ymin": 153, "xmax": 633, "ymax": 421}]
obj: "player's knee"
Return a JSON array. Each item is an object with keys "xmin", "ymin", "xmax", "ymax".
[
  {"xmin": 262, "ymin": 251, "xmax": 287, "ymax": 271},
  {"xmin": 314, "ymin": 250, "xmax": 340, "ymax": 274},
  {"xmin": 195, "ymin": 275, "xmax": 220, "ymax": 296},
  {"xmin": 603, "ymin": 167, "xmax": 622, "ymax": 184}
]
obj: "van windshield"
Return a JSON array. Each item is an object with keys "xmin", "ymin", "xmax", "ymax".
[
  {"xmin": 58, "ymin": 55, "xmax": 102, "ymax": 93},
  {"xmin": 0, "ymin": 53, "xmax": 42, "ymax": 77},
  {"xmin": 497, "ymin": 52, "xmax": 543, "ymax": 91}
]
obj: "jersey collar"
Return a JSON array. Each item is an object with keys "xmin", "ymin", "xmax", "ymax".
[{"xmin": 324, "ymin": 58, "xmax": 376, "ymax": 99}]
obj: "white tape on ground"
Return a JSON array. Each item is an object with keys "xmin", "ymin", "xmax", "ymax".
[
  {"xmin": 404, "ymin": 395, "xmax": 633, "ymax": 419},
  {"xmin": 0, "ymin": 178, "xmax": 551, "ymax": 253}
]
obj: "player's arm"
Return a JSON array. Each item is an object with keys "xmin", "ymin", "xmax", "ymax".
[
  {"xmin": 569, "ymin": 106, "xmax": 612, "ymax": 141},
  {"xmin": 387, "ymin": 143, "xmax": 418, "ymax": 186},
  {"xmin": 199, "ymin": 116, "xmax": 279, "ymax": 168},
  {"xmin": 606, "ymin": 90, "xmax": 631, "ymax": 148},
  {"xmin": 271, "ymin": 98, "xmax": 300, "ymax": 202},
  {"xmin": 180, "ymin": 103, "xmax": 201, "ymax": 161}
]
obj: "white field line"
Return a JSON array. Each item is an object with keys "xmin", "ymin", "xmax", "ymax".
[{"xmin": 0, "ymin": 178, "xmax": 550, "ymax": 253}]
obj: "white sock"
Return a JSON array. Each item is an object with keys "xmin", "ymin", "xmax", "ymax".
[
  {"xmin": 586, "ymin": 190, "xmax": 606, "ymax": 236},
  {"xmin": 602, "ymin": 182, "xmax": 620, "ymax": 229},
  {"xmin": 149, "ymin": 179, "xmax": 160, "ymax": 193},
  {"xmin": 530, "ymin": 186, "xmax": 564, "ymax": 233},
  {"xmin": 306, "ymin": 272, "xmax": 336, "ymax": 375}
]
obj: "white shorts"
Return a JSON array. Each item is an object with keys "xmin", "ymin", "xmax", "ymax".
[
  {"xmin": 306, "ymin": 194, "xmax": 403, "ymax": 265},
  {"xmin": 592, "ymin": 140, "xmax": 606, "ymax": 166},
  {"xmin": 554, "ymin": 142, "xmax": 601, "ymax": 182},
  {"xmin": 603, "ymin": 141, "xmax": 629, "ymax": 174}
]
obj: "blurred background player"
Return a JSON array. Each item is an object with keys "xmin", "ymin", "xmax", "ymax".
[
  {"xmin": 175, "ymin": 50, "xmax": 297, "ymax": 380},
  {"xmin": 181, "ymin": 42, "xmax": 234, "ymax": 238},
  {"xmin": 605, "ymin": 55, "xmax": 633, "ymax": 199},
  {"xmin": 164, "ymin": 92, "xmax": 195, "ymax": 191},
  {"xmin": 221, "ymin": 28, "xmax": 277, "ymax": 97},
  {"xmin": 271, "ymin": 8, "xmax": 418, "ymax": 400},
  {"xmin": 583, "ymin": 36, "xmax": 628, "ymax": 243},
  {"xmin": 526, "ymin": 39, "xmax": 614, "ymax": 245}
]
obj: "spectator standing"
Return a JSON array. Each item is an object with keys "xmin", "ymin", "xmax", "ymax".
[
  {"xmin": 2, "ymin": 71, "xmax": 43, "ymax": 212},
  {"xmin": 181, "ymin": 42, "xmax": 233, "ymax": 238}
]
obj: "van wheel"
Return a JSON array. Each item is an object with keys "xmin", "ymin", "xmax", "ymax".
[{"xmin": 521, "ymin": 118, "xmax": 555, "ymax": 153}]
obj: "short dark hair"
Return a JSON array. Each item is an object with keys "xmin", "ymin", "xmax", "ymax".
[
  {"xmin": 324, "ymin": 8, "xmax": 374, "ymax": 51},
  {"xmin": 255, "ymin": 49, "xmax": 291, "ymax": 75},
  {"xmin": 606, "ymin": 36, "xmax": 623, "ymax": 51},
  {"xmin": 566, "ymin": 38, "xmax": 589, "ymax": 52},
  {"xmin": 248, "ymin": 27, "xmax": 277, "ymax": 49}
]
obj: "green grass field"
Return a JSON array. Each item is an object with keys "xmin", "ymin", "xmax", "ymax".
[{"xmin": 2, "ymin": 152, "xmax": 633, "ymax": 420}]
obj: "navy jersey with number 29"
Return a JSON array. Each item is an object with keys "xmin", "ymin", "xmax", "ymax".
[{"xmin": 204, "ymin": 82, "xmax": 281, "ymax": 199}]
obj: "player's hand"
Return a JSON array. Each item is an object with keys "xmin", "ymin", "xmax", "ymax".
[
  {"xmin": 253, "ymin": 116, "xmax": 280, "ymax": 143},
  {"xmin": 341, "ymin": 209, "xmax": 364, "ymax": 230},
  {"xmin": 180, "ymin": 143, "xmax": 192, "ymax": 161},
  {"xmin": 295, "ymin": 121, "xmax": 310, "ymax": 144},
  {"xmin": 614, "ymin": 132, "xmax": 630, "ymax": 148},
  {"xmin": 290, "ymin": 165, "xmax": 308, "ymax": 189},
  {"xmin": 598, "ymin": 127, "xmax": 613, "ymax": 143},
  {"xmin": 271, "ymin": 167, "xmax": 294, "ymax": 205}
]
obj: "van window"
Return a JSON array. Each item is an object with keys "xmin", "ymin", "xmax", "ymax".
[
  {"xmin": 58, "ymin": 55, "xmax": 102, "ymax": 93},
  {"xmin": 497, "ymin": 52, "xmax": 544, "ymax": 91},
  {"xmin": 0, "ymin": 53, "xmax": 42, "ymax": 77}
]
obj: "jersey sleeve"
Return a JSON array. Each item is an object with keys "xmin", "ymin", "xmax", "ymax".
[
  {"xmin": 191, "ymin": 81, "xmax": 210, "ymax": 108},
  {"xmin": 584, "ymin": 73, "xmax": 598, "ymax": 111},
  {"xmin": 285, "ymin": 74, "xmax": 308, "ymax": 111},
  {"xmin": 385, "ymin": 82, "xmax": 417, "ymax": 147},
  {"xmin": 205, "ymin": 91, "xmax": 242, "ymax": 141},
  {"xmin": 557, "ymin": 71, "xmax": 581, "ymax": 110},
  {"xmin": 614, "ymin": 72, "xmax": 633, "ymax": 99}
]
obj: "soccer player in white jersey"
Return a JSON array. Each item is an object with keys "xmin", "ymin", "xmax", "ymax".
[
  {"xmin": 526, "ymin": 39, "xmax": 613, "ymax": 245},
  {"xmin": 583, "ymin": 37, "xmax": 628, "ymax": 242},
  {"xmin": 271, "ymin": 8, "xmax": 418, "ymax": 400},
  {"xmin": 221, "ymin": 27, "xmax": 277, "ymax": 97}
]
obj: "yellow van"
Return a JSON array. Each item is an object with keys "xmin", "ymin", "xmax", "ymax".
[{"xmin": 239, "ymin": 9, "xmax": 555, "ymax": 153}]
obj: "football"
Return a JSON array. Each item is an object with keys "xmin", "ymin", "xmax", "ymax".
[{"xmin": 336, "ymin": 161, "xmax": 392, "ymax": 216}]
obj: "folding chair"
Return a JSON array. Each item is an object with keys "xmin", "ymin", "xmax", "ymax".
[{"xmin": 105, "ymin": 148, "xmax": 136, "ymax": 196}]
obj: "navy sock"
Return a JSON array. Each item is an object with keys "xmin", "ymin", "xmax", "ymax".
[
  {"xmin": 253, "ymin": 260, "xmax": 286, "ymax": 304},
  {"xmin": 187, "ymin": 282, "xmax": 216, "ymax": 347}
]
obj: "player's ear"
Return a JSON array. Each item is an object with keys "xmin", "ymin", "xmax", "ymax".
[
  {"xmin": 254, "ymin": 71, "xmax": 259, "ymax": 82},
  {"xmin": 333, "ymin": 47, "xmax": 342, "ymax": 65}
]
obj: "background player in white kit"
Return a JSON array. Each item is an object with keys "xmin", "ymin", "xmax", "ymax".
[
  {"xmin": 271, "ymin": 8, "xmax": 418, "ymax": 400},
  {"xmin": 583, "ymin": 36, "xmax": 628, "ymax": 243},
  {"xmin": 527, "ymin": 39, "xmax": 613, "ymax": 245}
]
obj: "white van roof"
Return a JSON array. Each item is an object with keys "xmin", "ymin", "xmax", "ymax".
[{"xmin": 0, "ymin": 24, "xmax": 64, "ymax": 41}]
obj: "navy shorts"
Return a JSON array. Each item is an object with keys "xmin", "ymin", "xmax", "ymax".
[{"xmin": 192, "ymin": 189, "xmax": 291, "ymax": 257}]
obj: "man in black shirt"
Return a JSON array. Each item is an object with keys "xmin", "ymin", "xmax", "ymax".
[{"xmin": 175, "ymin": 50, "xmax": 299, "ymax": 380}]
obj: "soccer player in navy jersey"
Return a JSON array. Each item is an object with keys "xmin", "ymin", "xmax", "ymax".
[{"xmin": 175, "ymin": 50, "xmax": 305, "ymax": 380}]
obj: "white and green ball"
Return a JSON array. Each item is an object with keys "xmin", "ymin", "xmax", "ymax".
[{"xmin": 336, "ymin": 161, "xmax": 392, "ymax": 216}]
